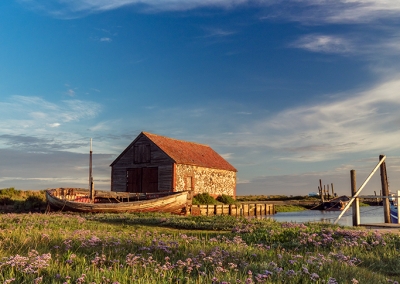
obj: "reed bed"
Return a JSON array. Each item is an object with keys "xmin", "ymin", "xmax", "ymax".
[{"xmin": 0, "ymin": 213, "xmax": 399, "ymax": 283}]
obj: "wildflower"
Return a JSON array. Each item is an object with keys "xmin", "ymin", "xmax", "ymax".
[
  {"xmin": 76, "ymin": 274, "xmax": 86, "ymax": 284},
  {"xmin": 310, "ymin": 273, "xmax": 319, "ymax": 281},
  {"xmin": 327, "ymin": 278, "xmax": 338, "ymax": 284},
  {"xmin": 351, "ymin": 279, "xmax": 359, "ymax": 284},
  {"xmin": 286, "ymin": 270, "xmax": 296, "ymax": 277}
]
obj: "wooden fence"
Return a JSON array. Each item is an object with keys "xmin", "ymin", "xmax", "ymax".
[{"xmin": 189, "ymin": 203, "xmax": 275, "ymax": 216}]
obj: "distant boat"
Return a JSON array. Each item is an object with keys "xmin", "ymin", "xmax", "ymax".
[
  {"xmin": 390, "ymin": 195, "xmax": 399, "ymax": 223},
  {"xmin": 312, "ymin": 195, "xmax": 349, "ymax": 211},
  {"xmin": 46, "ymin": 188, "xmax": 191, "ymax": 214},
  {"xmin": 390, "ymin": 204, "xmax": 398, "ymax": 223}
]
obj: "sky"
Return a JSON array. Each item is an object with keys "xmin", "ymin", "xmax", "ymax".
[{"xmin": 1, "ymin": 0, "xmax": 400, "ymax": 196}]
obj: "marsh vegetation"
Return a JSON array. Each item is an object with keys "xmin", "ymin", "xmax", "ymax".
[{"xmin": 0, "ymin": 212, "xmax": 399, "ymax": 283}]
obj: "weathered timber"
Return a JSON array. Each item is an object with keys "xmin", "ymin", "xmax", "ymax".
[
  {"xmin": 46, "ymin": 188, "xmax": 190, "ymax": 214},
  {"xmin": 189, "ymin": 203, "xmax": 275, "ymax": 217},
  {"xmin": 380, "ymin": 155, "xmax": 391, "ymax": 223}
]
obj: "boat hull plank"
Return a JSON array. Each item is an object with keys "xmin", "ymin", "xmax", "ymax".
[{"xmin": 46, "ymin": 188, "xmax": 190, "ymax": 214}]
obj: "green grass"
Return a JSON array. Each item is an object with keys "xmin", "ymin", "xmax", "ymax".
[
  {"xmin": 275, "ymin": 204, "xmax": 308, "ymax": 212},
  {"xmin": 0, "ymin": 212, "xmax": 399, "ymax": 283}
]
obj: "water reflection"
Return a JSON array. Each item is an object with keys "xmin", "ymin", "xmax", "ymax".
[{"xmin": 269, "ymin": 206, "xmax": 384, "ymax": 227}]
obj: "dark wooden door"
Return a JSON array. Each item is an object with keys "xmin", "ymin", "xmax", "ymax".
[
  {"xmin": 127, "ymin": 167, "xmax": 158, "ymax": 193},
  {"xmin": 142, "ymin": 167, "xmax": 158, "ymax": 193},
  {"xmin": 127, "ymin": 168, "xmax": 141, "ymax": 192}
]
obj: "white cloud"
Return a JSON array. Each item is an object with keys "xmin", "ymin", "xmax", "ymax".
[
  {"xmin": 100, "ymin": 37, "xmax": 112, "ymax": 42},
  {"xmin": 291, "ymin": 34, "xmax": 353, "ymax": 54},
  {"xmin": 66, "ymin": 89, "xmax": 76, "ymax": 97},
  {"xmin": 202, "ymin": 28, "xmax": 236, "ymax": 38},
  {"xmin": 17, "ymin": 0, "xmax": 400, "ymax": 23},
  {"xmin": 0, "ymin": 96, "xmax": 102, "ymax": 149},
  {"xmin": 239, "ymin": 77, "xmax": 400, "ymax": 162},
  {"xmin": 47, "ymin": 123, "xmax": 61, "ymax": 128}
]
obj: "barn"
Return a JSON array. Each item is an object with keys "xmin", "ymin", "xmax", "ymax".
[{"xmin": 110, "ymin": 132, "xmax": 237, "ymax": 197}]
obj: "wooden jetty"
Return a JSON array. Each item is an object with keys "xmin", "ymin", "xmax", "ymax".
[
  {"xmin": 335, "ymin": 155, "xmax": 400, "ymax": 228},
  {"xmin": 189, "ymin": 203, "xmax": 275, "ymax": 216}
]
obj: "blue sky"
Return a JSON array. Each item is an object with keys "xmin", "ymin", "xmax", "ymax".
[{"xmin": 1, "ymin": 0, "xmax": 400, "ymax": 196}]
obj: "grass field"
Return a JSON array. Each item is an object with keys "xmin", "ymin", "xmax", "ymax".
[{"xmin": 0, "ymin": 212, "xmax": 400, "ymax": 283}]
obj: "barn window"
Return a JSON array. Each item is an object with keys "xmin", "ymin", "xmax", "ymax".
[{"xmin": 134, "ymin": 144, "xmax": 150, "ymax": 163}]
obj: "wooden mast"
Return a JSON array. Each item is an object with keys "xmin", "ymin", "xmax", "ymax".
[{"xmin": 89, "ymin": 138, "xmax": 94, "ymax": 202}]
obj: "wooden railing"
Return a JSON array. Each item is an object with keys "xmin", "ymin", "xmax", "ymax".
[{"xmin": 334, "ymin": 155, "xmax": 392, "ymax": 225}]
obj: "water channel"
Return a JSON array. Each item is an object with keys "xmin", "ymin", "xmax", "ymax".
[{"xmin": 269, "ymin": 206, "xmax": 385, "ymax": 227}]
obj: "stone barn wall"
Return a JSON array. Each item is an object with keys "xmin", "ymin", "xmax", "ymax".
[{"xmin": 175, "ymin": 164, "xmax": 236, "ymax": 197}]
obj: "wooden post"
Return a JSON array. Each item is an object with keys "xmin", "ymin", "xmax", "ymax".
[
  {"xmin": 327, "ymin": 184, "xmax": 330, "ymax": 200},
  {"xmin": 319, "ymin": 179, "xmax": 325, "ymax": 202},
  {"xmin": 331, "ymin": 183, "xmax": 335, "ymax": 197},
  {"xmin": 351, "ymin": 170, "xmax": 360, "ymax": 226},
  {"xmin": 335, "ymin": 156, "xmax": 386, "ymax": 224},
  {"xmin": 380, "ymin": 155, "xmax": 391, "ymax": 223},
  {"xmin": 89, "ymin": 138, "xmax": 94, "ymax": 202}
]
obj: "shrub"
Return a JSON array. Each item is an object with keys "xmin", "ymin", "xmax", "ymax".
[
  {"xmin": 192, "ymin": 192, "xmax": 217, "ymax": 205},
  {"xmin": 216, "ymin": 194, "xmax": 236, "ymax": 204},
  {"xmin": 0, "ymin": 187, "xmax": 19, "ymax": 199}
]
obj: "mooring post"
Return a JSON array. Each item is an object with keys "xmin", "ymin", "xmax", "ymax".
[
  {"xmin": 380, "ymin": 155, "xmax": 391, "ymax": 223},
  {"xmin": 319, "ymin": 179, "xmax": 324, "ymax": 202},
  {"xmin": 350, "ymin": 170, "xmax": 360, "ymax": 226}
]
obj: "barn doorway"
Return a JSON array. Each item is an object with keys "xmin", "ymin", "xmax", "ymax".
[{"xmin": 127, "ymin": 167, "xmax": 158, "ymax": 193}]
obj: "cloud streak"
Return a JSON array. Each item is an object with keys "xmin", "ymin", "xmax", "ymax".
[
  {"xmin": 17, "ymin": 0, "xmax": 400, "ymax": 23},
  {"xmin": 237, "ymin": 77, "xmax": 400, "ymax": 162},
  {"xmin": 0, "ymin": 96, "xmax": 102, "ymax": 151},
  {"xmin": 290, "ymin": 34, "xmax": 353, "ymax": 54}
]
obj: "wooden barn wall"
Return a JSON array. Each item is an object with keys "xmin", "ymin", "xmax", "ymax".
[
  {"xmin": 158, "ymin": 165, "xmax": 173, "ymax": 191},
  {"xmin": 175, "ymin": 164, "xmax": 236, "ymax": 197},
  {"xmin": 111, "ymin": 135, "xmax": 174, "ymax": 192}
]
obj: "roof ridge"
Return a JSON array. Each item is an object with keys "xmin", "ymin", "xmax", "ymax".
[{"xmin": 142, "ymin": 131, "xmax": 210, "ymax": 147}]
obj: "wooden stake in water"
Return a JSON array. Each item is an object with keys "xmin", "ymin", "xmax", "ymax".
[
  {"xmin": 351, "ymin": 170, "xmax": 360, "ymax": 226},
  {"xmin": 334, "ymin": 155, "xmax": 386, "ymax": 225},
  {"xmin": 89, "ymin": 138, "xmax": 94, "ymax": 202},
  {"xmin": 380, "ymin": 155, "xmax": 391, "ymax": 223}
]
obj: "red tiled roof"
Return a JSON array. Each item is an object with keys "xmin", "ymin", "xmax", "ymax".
[{"xmin": 143, "ymin": 132, "xmax": 237, "ymax": 172}]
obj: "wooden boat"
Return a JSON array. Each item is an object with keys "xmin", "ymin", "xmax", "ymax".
[
  {"xmin": 390, "ymin": 204, "xmax": 398, "ymax": 223},
  {"xmin": 390, "ymin": 194, "xmax": 399, "ymax": 223},
  {"xmin": 312, "ymin": 195, "xmax": 349, "ymax": 211},
  {"xmin": 46, "ymin": 188, "xmax": 191, "ymax": 214}
]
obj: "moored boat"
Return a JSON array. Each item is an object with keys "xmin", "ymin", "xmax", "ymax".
[
  {"xmin": 390, "ymin": 203, "xmax": 399, "ymax": 223},
  {"xmin": 312, "ymin": 195, "xmax": 349, "ymax": 211},
  {"xmin": 46, "ymin": 188, "xmax": 191, "ymax": 214}
]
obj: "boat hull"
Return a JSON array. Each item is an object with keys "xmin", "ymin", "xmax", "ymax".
[
  {"xmin": 46, "ymin": 188, "xmax": 191, "ymax": 214},
  {"xmin": 390, "ymin": 204, "xmax": 398, "ymax": 223}
]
